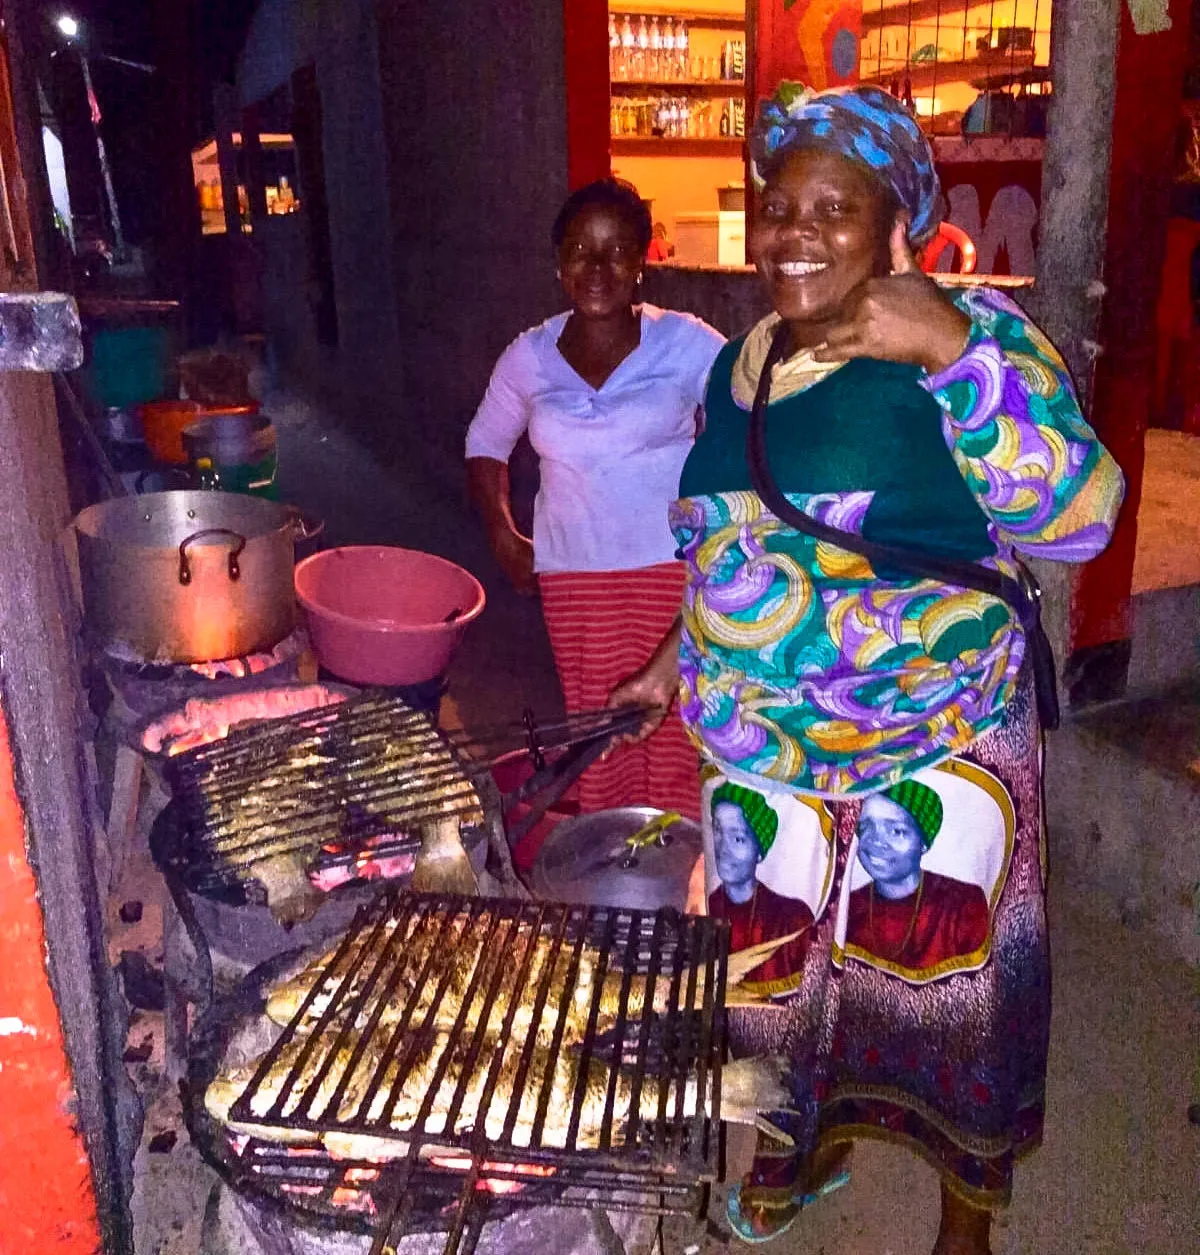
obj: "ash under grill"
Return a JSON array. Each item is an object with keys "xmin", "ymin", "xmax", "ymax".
[
  {"xmin": 195, "ymin": 892, "xmax": 729, "ymax": 1254},
  {"xmin": 161, "ymin": 694, "xmax": 487, "ymax": 897}
]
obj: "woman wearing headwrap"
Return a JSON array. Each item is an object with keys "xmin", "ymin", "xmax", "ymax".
[
  {"xmin": 708, "ymin": 782, "xmax": 815, "ymax": 995},
  {"xmin": 610, "ymin": 83, "xmax": 1124, "ymax": 1251}
]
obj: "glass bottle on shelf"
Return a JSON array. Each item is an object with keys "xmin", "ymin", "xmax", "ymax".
[
  {"xmin": 633, "ymin": 15, "xmax": 649, "ymax": 79},
  {"xmin": 618, "ymin": 14, "xmax": 634, "ymax": 80},
  {"xmin": 661, "ymin": 18, "xmax": 676, "ymax": 82},
  {"xmin": 648, "ymin": 16, "xmax": 662, "ymax": 80},
  {"xmin": 609, "ymin": 15, "xmax": 620, "ymax": 79},
  {"xmin": 676, "ymin": 21, "xmax": 689, "ymax": 80}
]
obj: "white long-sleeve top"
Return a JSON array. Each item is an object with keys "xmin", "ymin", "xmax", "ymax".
[{"xmin": 466, "ymin": 304, "xmax": 725, "ymax": 573}]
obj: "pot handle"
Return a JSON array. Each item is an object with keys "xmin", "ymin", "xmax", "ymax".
[
  {"xmin": 285, "ymin": 508, "xmax": 324, "ymax": 543},
  {"xmin": 178, "ymin": 528, "xmax": 247, "ymax": 585}
]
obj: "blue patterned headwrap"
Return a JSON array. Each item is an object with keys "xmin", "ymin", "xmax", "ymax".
[{"xmin": 749, "ymin": 82, "xmax": 943, "ymax": 245}]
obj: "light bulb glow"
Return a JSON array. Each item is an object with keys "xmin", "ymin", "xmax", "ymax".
[{"xmin": 56, "ymin": 16, "xmax": 79, "ymax": 38}]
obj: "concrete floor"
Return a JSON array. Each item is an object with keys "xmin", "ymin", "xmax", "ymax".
[
  {"xmin": 122, "ymin": 387, "xmax": 1199, "ymax": 1254},
  {"xmin": 1132, "ymin": 429, "xmax": 1200, "ymax": 596}
]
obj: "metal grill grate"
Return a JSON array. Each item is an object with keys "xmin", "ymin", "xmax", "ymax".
[
  {"xmin": 162, "ymin": 694, "xmax": 485, "ymax": 894},
  {"xmin": 225, "ymin": 891, "xmax": 728, "ymax": 1253}
]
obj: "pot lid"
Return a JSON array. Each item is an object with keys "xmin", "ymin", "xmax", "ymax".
[{"xmin": 528, "ymin": 807, "xmax": 702, "ymax": 913}]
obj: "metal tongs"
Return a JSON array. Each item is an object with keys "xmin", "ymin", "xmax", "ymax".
[{"xmin": 495, "ymin": 704, "xmax": 649, "ymax": 848}]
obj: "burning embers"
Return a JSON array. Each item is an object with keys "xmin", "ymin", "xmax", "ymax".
[
  {"xmin": 141, "ymin": 683, "xmax": 349, "ymax": 756},
  {"xmin": 191, "ymin": 893, "xmax": 764, "ymax": 1250}
]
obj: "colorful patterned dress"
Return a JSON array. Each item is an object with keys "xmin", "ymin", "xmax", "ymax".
[{"xmin": 678, "ymin": 287, "xmax": 1123, "ymax": 1207}]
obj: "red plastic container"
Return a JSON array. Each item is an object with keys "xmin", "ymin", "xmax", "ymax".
[
  {"xmin": 294, "ymin": 546, "xmax": 485, "ymax": 686},
  {"xmin": 139, "ymin": 400, "xmax": 260, "ymax": 465}
]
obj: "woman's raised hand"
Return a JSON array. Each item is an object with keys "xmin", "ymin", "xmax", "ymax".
[{"xmin": 812, "ymin": 219, "xmax": 972, "ymax": 375}]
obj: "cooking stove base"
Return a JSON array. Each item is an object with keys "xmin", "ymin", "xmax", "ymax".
[{"xmin": 201, "ymin": 1177, "xmax": 659, "ymax": 1255}]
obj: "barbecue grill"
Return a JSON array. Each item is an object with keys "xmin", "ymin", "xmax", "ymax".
[
  {"xmin": 186, "ymin": 890, "xmax": 731, "ymax": 1255},
  {"xmin": 154, "ymin": 691, "xmax": 645, "ymax": 904},
  {"xmin": 160, "ymin": 693, "xmax": 492, "ymax": 896}
]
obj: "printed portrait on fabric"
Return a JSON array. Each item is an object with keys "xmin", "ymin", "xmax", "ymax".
[
  {"xmin": 833, "ymin": 760, "xmax": 1015, "ymax": 985},
  {"xmin": 701, "ymin": 776, "xmax": 835, "ymax": 998}
]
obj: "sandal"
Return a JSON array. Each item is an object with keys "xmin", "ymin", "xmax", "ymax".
[{"xmin": 726, "ymin": 1168, "xmax": 851, "ymax": 1244}]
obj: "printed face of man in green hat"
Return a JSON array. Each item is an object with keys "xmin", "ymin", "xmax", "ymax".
[
  {"xmin": 855, "ymin": 779, "xmax": 943, "ymax": 901},
  {"xmin": 711, "ymin": 783, "xmax": 778, "ymax": 905}
]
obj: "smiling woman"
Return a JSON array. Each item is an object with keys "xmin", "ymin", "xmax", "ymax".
[
  {"xmin": 465, "ymin": 178, "xmax": 725, "ymax": 819},
  {"xmin": 608, "ymin": 83, "xmax": 1125, "ymax": 1252}
]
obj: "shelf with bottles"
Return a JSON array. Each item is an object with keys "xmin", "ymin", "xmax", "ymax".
[
  {"xmin": 612, "ymin": 137, "xmax": 744, "ymax": 156},
  {"xmin": 609, "ymin": 4, "xmax": 745, "ymax": 32},
  {"xmin": 611, "ymin": 93, "xmax": 745, "ymax": 142},
  {"xmin": 611, "ymin": 79, "xmax": 745, "ymax": 97},
  {"xmin": 610, "ymin": 11, "xmax": 745, "ymax": 88}
]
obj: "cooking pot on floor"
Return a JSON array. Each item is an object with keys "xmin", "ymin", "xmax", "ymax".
[{"xmin": 73, "ymin": 490, "xmax": 320, "ymax": 663}]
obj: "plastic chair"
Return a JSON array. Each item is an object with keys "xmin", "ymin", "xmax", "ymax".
[{"xmin": 921, "ymin": 222, "xmax": 978, "ymax": 275}]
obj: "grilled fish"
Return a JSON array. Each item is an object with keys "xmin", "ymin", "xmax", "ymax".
[
  {"xmin": 264, "ymin": 916, "xmax": 793, "ymax": 1043},
  {"xmin": 205, "ymin": 1027, "xmax": 442, "ymax": 1140},
  {"xmin": 320, "ymin": 1030, "xmax": 788, "ymax": 1158}
]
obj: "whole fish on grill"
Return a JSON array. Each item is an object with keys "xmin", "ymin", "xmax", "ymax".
[
  {"xmin": 264, "ymin": 917, "xmax": 797, "ymax": 1042},
  {"xmin": 319, "ymin": 1034, "xmax": 789, "ymax": 1159},
  {"xmin": 210, "ymin": 1018, "xmax": 788, "ymax": 1159},
  {"xmin": 205, "ymin": 1027, "xmax": 442, "ymax": 1140}
]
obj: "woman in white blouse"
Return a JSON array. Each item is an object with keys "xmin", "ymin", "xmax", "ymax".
[{"xmin": 466, "ymin": 179, "xmax": 724, "ymax": 819}]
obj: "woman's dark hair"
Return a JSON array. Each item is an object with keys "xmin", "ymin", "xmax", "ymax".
[{"xmin": 551, "ymin": 178, "xmax": 652, "ymax": 253}]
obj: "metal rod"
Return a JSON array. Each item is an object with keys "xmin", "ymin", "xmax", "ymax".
[
  {"xmin": 597, "ymin": 910, "xmax": 640, "ymax": 1152},
  {"xmin": 622, "ymin": 910, "xmax": 667, "ymax": 1152},
  {"xmin": 564, "ymin": 908, "xmax": 619, "ymax": 1151}
]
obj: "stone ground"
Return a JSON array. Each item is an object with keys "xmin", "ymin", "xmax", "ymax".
[{"xmin": 122, "ymin": 386, "xmax": 1199, "ymax": 1254}]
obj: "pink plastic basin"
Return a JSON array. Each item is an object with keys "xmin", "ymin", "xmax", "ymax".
[{"xmin": 294, "ymin": 546, "xmax": 485, "ymax": 686}]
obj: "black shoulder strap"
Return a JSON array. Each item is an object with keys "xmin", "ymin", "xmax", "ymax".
[{"xmin": 744, "ymin": 320, "xmax": 1058, "ymax": 728}]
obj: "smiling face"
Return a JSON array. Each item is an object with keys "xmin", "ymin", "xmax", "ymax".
[
  {"xmin": 712, "ymin": 801, "xmax": 762, "ymax": 889},
  {"xmin": 750, "ymin": 148, "xmax": 897, "ymax": 343},
  {"xmin": 855, "ymin": 794, "xmax": 926, "ymax": 887},
  {"xmin": 557, "ymin": 203, "xmax": 644, "ymax": 320}
]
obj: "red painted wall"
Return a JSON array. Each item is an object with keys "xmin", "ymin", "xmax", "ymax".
[
  {"xmin": 1070, "ymin": 0, "xmax": 1194, "ymax": 654},
  {"xmin": 564, "ymin": 0, "xmax": 611, "ymax": 189},
  {"xmin": 0, "ymin": 704, "xmax": 101, "ymax": 1249}
]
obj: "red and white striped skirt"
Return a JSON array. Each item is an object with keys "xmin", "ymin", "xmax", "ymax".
[{"xmin": 538, "ymin": 563, "xmax": 701, "ymax": 820}]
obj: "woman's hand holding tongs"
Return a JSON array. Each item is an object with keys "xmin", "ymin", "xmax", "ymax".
[{"xmin": 605, "ymin": 617, "xmax": 684, "ymax": 748}]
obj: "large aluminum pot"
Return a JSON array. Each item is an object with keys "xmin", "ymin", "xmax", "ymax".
[{"xmin": 73, "ymin": 490, "xmax": 319, "ymax": 663}]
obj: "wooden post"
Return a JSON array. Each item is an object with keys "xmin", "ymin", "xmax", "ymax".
[
  {"xmin": 1019, "ymin": 0, "xmax": 1122, "ymax": 683},
  {"xmin": 213, "ymin": 82, "xmax": 244, "ymax": 240}
]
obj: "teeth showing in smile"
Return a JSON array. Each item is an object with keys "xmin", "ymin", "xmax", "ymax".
[{"xmin": 777, "ymin": 261, "xmax": 828, "ymax": 277}]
